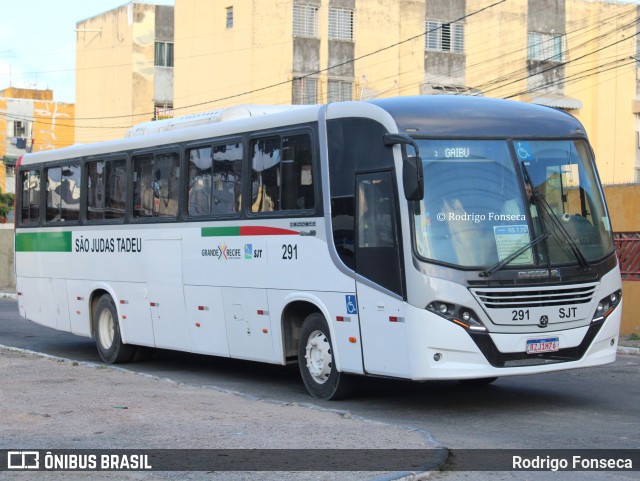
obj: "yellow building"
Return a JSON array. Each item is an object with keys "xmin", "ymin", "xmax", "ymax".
[
  {"xmin": 0, "ymin": 87, "xmax": 75, "ymax": 194},
  {"xmin": 171, "ymin": 0, "xmax": 639, "ymax": 184},
  {"xmin": 75, "ymin": 1, "xmax": 174, "ymax": 142}
]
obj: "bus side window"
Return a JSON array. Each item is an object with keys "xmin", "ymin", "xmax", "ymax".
[
  {"xmin": 251, "ymin": 133, "xmax": 314, "ymax": 213},
  {"xmin": 20, "ymin": 169, "xmax": 40, "ymax": 225},
  {"xmin": 87, "ymin": 159, "xmax": 126, "ymax": 221},
  {"xmin": 133, "ymin": 153, "xmax": 179, "ymax": 219},
  {"xmin": 45, "ymin": 163, "xmax": 80, "ymax": 223}
]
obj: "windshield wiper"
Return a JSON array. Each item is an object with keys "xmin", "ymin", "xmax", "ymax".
[
  {"xmin": 479, "ymin": 233, "xmax": 549, "ymax": 277},
  {"xmin": 520, "ymin": 161, "xmax": 590, "ymax": 271},
  {"xmin": 532, "ymin": 191, "xmax": 591, "ymax": 271}
]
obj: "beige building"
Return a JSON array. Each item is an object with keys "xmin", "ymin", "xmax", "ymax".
[
  {"xmin": 75, "ymin": 1, "xmax": 174, "ymax": 143},
  {"xmin": 0, "ymin": 87, "xmax": 75, "ymax": 194},
  {"xmin": 170, "ymin": 0, "xmax": 640, "ymax": 184}
]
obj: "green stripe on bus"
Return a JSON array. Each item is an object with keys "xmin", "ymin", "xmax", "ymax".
[
  {"xmin": 201, "ymin": 226, "xmax": 241, "ymax": 237},
  {"xmin": 15, "ymin": 231, "xmax": 73, "ymax": 252}
]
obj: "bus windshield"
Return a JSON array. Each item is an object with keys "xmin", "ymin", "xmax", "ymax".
[{"xmin": 412, "ymin": 139, "xmax": 614, "ymax": 269}]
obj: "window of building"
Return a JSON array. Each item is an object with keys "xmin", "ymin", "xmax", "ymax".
[
  {"xmin": 293, "ymin": 4, "xmax": 319, "ymax": 38},
  {"xmin": 86, "ymin": 159, "xmax": 127, "ymax": 221},
  {"xmin": 6, "ymin": 120, "xmax": 32, "ymax": 141},
  {"xmin": 292, "ymin": 77, "xmax": 318, "ymax": 104},
  {"xmin": 528, "ymin": 32, "xmax": 565, "ymax": 62},
  {"xmin": 329, "ymin": 8, "xmax": 354, "ymax": 41},
  {"xmin": 19, "ymin": 169, "xmax": 40, "ymax": 225},
  {"xmin": 226, "ymin": 6, "xmax": 234, "ymax": 28},
  {"xmin": 251, "ymin": 133, "xmax": 314, "ymax": 213},
  {"xmin": 154, "ymin": 41, "xmax": 174, "ymax": 67},
  {"xmin": 328, "ymin": 80, "xmax": 353, "ymax": 103},
  {"xmin": 133, "ymin": 152, "xmax": 180, "ymax": 218},
  {"xmin": 187, "ymin": 142, "xmax": 243, "ymax": 216},
  {"xmin": 426, "ymin": 21, "xmax": 464, "ymax": 53},
  {"xmin": 45, "ymin": 163, "xmax": 81, "ymax": 223}
]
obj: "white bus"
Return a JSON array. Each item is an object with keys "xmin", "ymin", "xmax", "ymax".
[{"xmin": 15, "ymin": 96, "xmax": 622, "ymax": 399}]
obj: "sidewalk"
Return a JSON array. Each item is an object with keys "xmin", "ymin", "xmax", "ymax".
[{"xmin": 0, "ymin": 346, "xmax": 442, "ymax": 480}]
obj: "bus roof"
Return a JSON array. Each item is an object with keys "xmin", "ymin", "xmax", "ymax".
[
  {"xmin": 368, "ymin": 95, "xmax": 587, "ymax": 139},
  {"xmin": 20, "ymin": 96, "xmax": 588, "ymax": 167}
]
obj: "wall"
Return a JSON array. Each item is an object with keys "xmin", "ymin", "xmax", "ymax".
[
  {"xmin": 174, "ymin": 0, "xmax": 293, "ymax": 112},
  {"xmin": 75, "ymin": 3, "xmax": 156, "ymax": 142},
  {"xmin": 0, "ymin": 225, "xmax": 14, "ymax": 290},
  {"xmin": 567, "ymin": 0, "xmax": 638, "ymax": 185},
  {"xmin": 603, "ymin": 184, "xmax": 640, "ymax": 335}
]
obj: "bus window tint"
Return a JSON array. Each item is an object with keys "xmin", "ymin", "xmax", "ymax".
[
  {"xmin": 133, "ymin": 152, "xmax": 179, "ymax": 218},
  {"xmin": 251, "ymin": 133, "xmax": 314, "ymax": 213},
  {"xmin": 87, "ymin": 159, "xmax": 126, "ymax": 221},
  {"xmin": 188, "ymin": 142, "xmax": 243, "ymax": 216},
  {"xmin": 20, "ymin": 169, "xmax": 40, "ymax": 225},
  {"xmin": 45, "ymin": 163, "xmax": 80, "ymax": 223}
]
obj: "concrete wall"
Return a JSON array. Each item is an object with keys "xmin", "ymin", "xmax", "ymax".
[
  {"xmin": 0, "ymin": 225, "xmax": 15, "ymax": 290},
  {"xmin": 603, "ymin": 184, "xmax": 640, "ymax": 336}
]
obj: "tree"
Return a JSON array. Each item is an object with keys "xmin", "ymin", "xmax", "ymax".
[{"xmin": 0, "ymin": 188, "xmax": 15, "ymax": 223}]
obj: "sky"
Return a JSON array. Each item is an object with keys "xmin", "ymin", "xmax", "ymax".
[
  {"xmin": 0, "ymin": 0, "xmax": 174, "ymax": 104},
  {"xmin": 0, "ymin": 0, "xmax": 638, "ymax": 105}
]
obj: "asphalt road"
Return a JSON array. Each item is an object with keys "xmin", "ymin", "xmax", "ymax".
[{"xmin": 2, "ymin": 298, "xmax": 639, "ymax": 477}]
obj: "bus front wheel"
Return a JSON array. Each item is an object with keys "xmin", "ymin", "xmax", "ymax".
[
  {"xmin": 93, "ymin": 294, "xmax": 134, "ymax": 364},
  {"xmin": 298, "ymin": 313, "xmax": 351, "ymax": 400}
]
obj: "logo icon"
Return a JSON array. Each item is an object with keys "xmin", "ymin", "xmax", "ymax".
[
  {"xmin": 7, "ymin": 451, "xmax": 40, "ymax": 470},
  {"xmin": 244, "ymin": 244, "xmax": 253, "ymax": 259},
  {"xmin": 346, "ymin": 295, "xmax": 358, "ymax": 315},
  {"xmin": 538, "ymin": 315, "xmax": 549, "ymax": 328}
]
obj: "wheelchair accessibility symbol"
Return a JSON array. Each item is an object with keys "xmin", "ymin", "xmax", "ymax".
[{"xmin": 346, "ymin": 295, "xmax": 358, "ymax": 314}]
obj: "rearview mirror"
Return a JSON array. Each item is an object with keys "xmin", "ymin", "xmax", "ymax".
[{"xmin": 383, "ymin": 133, "xmax": 424, "ymax": 201}]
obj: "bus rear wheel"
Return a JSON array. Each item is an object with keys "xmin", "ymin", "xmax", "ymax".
[
  {"xmin": 93, "ymin": 294, "xmax": 134, "ymax": 364},
  {"xmin": 298, "ymin": 313, "xmax": 351, "ymax": 400}
]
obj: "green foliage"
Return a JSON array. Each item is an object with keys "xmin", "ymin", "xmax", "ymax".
[{"xmin": 0, "ymin": 187, "xmax": 14, "ymax": 220}]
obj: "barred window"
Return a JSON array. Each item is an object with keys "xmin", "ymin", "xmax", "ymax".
[
  {"xmin": 426, "ymin": 21, "xmax": 464, "ymax": 53},
  {"xmin": 328, "ymin": 80, "xmax": 353, "ymax": 103},
  {"xmin": 226, "ymin": 6, "xmax": 233, "ymax": 28},
  {"xmin": 292, "ymin": 77, "xmax": 318, "ymax": 104},
  {"xmin": 528, "ymin": 32, "xmax": 565, "ymax": 62},
  {"xmin": 154, "ymin": 41, "xmax": 174, "ymax": 67},
  {"xmin": 329, "ymin": 8, "xmax": 354, "ymax": 41},
  {"xmin": 293, "ymin": 4, "xmax": 319, "ymax": 37}
]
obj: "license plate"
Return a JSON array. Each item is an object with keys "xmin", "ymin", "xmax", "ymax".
[{"xmin": 526, "ymin": 337, "xmax": 559, "ymax": 354}]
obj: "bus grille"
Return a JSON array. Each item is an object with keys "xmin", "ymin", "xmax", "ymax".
[{"xmin": 471, "ymin": 283, "xmax": 598, "ymax": 309}]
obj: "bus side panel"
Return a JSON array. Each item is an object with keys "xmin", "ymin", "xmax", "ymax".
[
  {"xmin": 146, "ymin": 239, "xmax": 190, "ymax": 351},
  {"xmin": 357, "ymin": 283, "xmax": 410, "ymax": 377},
  {"xmin": 222, "ymin": 287, "xmax": 275, "ymax": 363},
  {"xmin": 66, "ymin": 280, "xmax": 91, "ymax": 337},
  {"xmin": 108, "ymin": 281, "xmax": 154, "ymax": 347},
  {"xmin": 17, "ymin": 277, "xmax": 56, "ymax": 329},
  {"xmin": 52, "ymin": 278, "xmax": 71, "ymax": 332},
  {"xmin": 184, "ymin": 285, "xmax": 230, "ymax": 357}
]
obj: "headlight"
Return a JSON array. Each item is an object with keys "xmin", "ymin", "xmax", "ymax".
[
  {"xmin": 427, "ymin": 301, "xmax": 487, "ymax": 332},
  {"xmin": 591, "ymin": 289, "xmax": 622, "ymax": 323}
]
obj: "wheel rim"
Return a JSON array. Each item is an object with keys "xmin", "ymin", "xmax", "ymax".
[
  {"xmin": 97, "ymin": 308, "xmax": 115, "ymax": 351},
  {"xmin": 304, "ymin": 329, "xmax": 332, "ymax": 384}
]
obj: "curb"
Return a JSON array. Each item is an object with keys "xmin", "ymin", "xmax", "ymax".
[{"xmin": 0, "ymin": 291, "xmax": 16, "ymax": 300}]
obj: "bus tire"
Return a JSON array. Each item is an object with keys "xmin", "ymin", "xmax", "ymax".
[
  {"xmin": 298, "ymin": 313, "xmax": 351, "ymax": 400},
  {"xmin": 93, "ymin": 294, "xmax": 134, "ymax": 364}
]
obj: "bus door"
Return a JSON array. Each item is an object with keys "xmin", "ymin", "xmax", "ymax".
[
  {"xmin": 146, "ymin": 238, "xmax": 190, "ymax": 351},
  {"xmin": 355, "ymin": 171, "xmax": 410, "ymax": 377}
]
